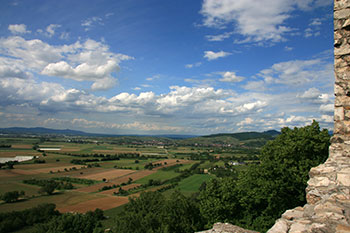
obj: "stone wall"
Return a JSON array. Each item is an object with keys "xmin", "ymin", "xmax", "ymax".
[{"xmin": 198, "ymin": 1, "xmax": 350, "ymax": 232}]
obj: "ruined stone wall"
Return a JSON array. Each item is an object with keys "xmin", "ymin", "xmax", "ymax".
[{"xmin": 198, "ymin": 1, "xmax": 350, "ymax": 232}]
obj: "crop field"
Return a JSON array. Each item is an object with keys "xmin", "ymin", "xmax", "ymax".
[
  {"xmin": 76, "ymin": 168, "xmax": 135, "ymax": 181},
  {"xmin": 135, "ymin": 170, "xmax": 180, "ymax": 184},
  {"xmin": 176, "ymin": 174, "xmax": 214, "ymax": 195},
  {"xmin": 0, "ymin": 138, "xmax": 217, "ymax": 215},
  {"xmin": 57, "ymin": 196, "xmax": 130, "ymax": 213}
]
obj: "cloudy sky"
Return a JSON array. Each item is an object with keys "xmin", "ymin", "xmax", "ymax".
[{"xmin": 0, "ymin": 0, "xmax": 334, "ymax": 135}]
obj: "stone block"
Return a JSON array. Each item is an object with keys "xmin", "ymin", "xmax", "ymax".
[
  {"xmin": 345, "ymin": 108, "xmax": 350, "ymax": 120},
  {"xmin": 335, "ymin": 84, "xmax": 345, "ymax": 96},
  {"xmin": 334, "ymin": 1, "xmax": 350, "ymax": 11},
  {"xmin": 334, "ymin": 121, "xmax": 350, "ymax": 135},
  {"xmin": 310, "ymin": 223, "xmax": 329, "ymax": 232},
  {"xmin": 336, "ymin": 71, "xmax": 350, "ymax": 82},
  {"xmin": 335, "ymin": 107, "xmax": 345, "ymax": 121},
  {"xmin": 307, "ymin": 176, "xmax": 331, "ymax": 187},
  {"xmin": 343, "ymin": 19, "xmax": 350, "ymax": 28},
  {"xmin": 335, "ymin": 43, "xmax": 350, "ymax": 56},
  {"xmin": 282, "ymin": 208, "xmax": 305, "ymax": 220},
  {"xmin": 267, "ymin": 219, "xmax": 289, "ymax": 233},
  {"xmin": 289, "ymin": 222, "xmax": 308, "ymax": 233},
  {"xmin": 314, "ymin": 202, "xmax": 344, "ymax": 215},
  {"xmin": 336, "ymin": 224, "xmax": 350, "ymax": 233},
  {"xmin": 307, "ymin": 192, "xmax": 322, "ymax": 205},
  {"xmin": 335, "ymin": 96, "xmax": 350, "ymax": 107},
  {"xmin": 337, "ymin": 173, "xmax": 350, "ymax": 186}
]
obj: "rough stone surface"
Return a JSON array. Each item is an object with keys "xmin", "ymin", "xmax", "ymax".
[
  {"xmin": 196, "ymin": 223, "xmax": 259, "ymax": 233},
  {"xmin": 198, "ymin": 1, "xmax": 350, "ymax": 232}
]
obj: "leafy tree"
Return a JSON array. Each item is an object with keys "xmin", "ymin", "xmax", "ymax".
[
  {"xmin": 5, "ymin": 161, "xmax": 17, "ymax": 169},
  {"xmin": 40, "ymin": 180, "xmax": 59, "ymax": 195},
  {"xmin": 114, "ymin": 191, "xmax": 165, "ymax": 233},
  {"xmin": 0, "ymin": 203, "xmax": 59, "ymax": 233},
  {"xmin": 114, "ymin": 191, "xmax": 204, "ymax": 233},
  {"xmin": 0, "ymin": 190, "xmax": 25, "ymax": 203},
  {"xmin": 160, "ymin": 191, "xmax": 204, "ymax": 233},
  {"xmin": 198, "ymin": 121, "xmax": 330, "ymax": 232},
  {"xmin": 35, "ymin": 208, "xmax": 105, "ymax": 233},
  {"xmin": 238, "ymin": 121, "xmax": 330, "ymax": 230},
  {"xmin": 198, "ymin": 178, "xmax": 241, "ymax": 228}
]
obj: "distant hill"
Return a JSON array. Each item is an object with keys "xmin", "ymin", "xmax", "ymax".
[
  {"xmin": 0, "ymin": 127, "xmax": 93, "ymax": 136},
  {"xmin": 262, "ymin": 130, "xmax": 281, "ymax": 137},
  {"xmin": 203, "ymin": 130, "xmax": 280, "ymax": 140},
  {"xmin": 0, "ymin": 127, "xmax": 280, "ymax": 148},
  {"xmin": 180, "ymin": 130, "xmax": 280, "ymax": 148},
  {"xmin": 0, "ymin": 127, "xmax": 198, "ymax": 139}
]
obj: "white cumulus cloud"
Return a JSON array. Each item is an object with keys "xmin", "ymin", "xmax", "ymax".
[
  {"xmin": 8, "ymin": 24, "xmax": 31, "ymax": 34},
  {"xmin": 204, "ymin": 50, "xmax": 231, "ymax": 61},
  {"xmin": 0, "ymin": 36, "xmax": 133, "ymax": 90},
  {"xmin": 219, "ymin": 71, "xmax": 245, "ymax": 83},
  {"xmin": 200, "ymin": 0, "xmax": 332, "ymax": 44},
  {"xmin": 37, "ymin": 24, "xmax": 61, "ymax": 37}
]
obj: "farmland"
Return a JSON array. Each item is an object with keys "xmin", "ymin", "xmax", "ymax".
[{"xmin": 0, "ymin": 132, "xmax": 272, "ymax": 231}]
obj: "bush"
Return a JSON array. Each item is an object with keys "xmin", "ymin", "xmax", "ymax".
[
  {"xmin": 0, "ymin": 190, "xmax": 25, "ymax": 203},
  {"xmin": 114, "ymin": 191, "xmax": 204, "ymax": 233},
  {"xmin": 0, "ymin": 203, "xmax": 59, "ymax": 232}
]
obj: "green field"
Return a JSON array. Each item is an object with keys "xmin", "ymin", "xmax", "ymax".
[
  {"xmin": 135, "ymin": 170, "xmax": 181, "ymax": 184},
  {"xmin": 176, "ymin": 174, "xmax": 214, "ymax": 195}
]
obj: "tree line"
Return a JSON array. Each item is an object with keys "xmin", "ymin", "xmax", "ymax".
[{"xmin": 0, "ymin": 203, "xmax": 105, "ymax": 233}]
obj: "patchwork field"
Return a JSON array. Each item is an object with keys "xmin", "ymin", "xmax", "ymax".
[
  {"xmin": 76, "ymin": 168, "xmax": 135, "ymax": 181},
  {"xmin": 0, "ymin": 138, "xmax": 215, "ymax": 215},
  {"xmin": 57, "ymin": 196, "xmax": 130, "ymax": 213}
]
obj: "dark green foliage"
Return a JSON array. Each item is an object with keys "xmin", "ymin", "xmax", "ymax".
[
  {"xmin": 160, "ymin": 191, "xmax": 204, "ymax": 233},
  {"xmin": 23, "ymin": 178, "xmax": 75, "ymax": 192},
  {"xmin": 0, "ymin": 203, "xmax": 59, "ymax": 233},
  {"xmin": 144, "ymin": 162, "xmax": 162, "ymax": 170},
  {"xmin": 71, "ymin": 158, "xmax": 99, "ymax": 165},
  {"xmin": 99, "ymin": 184, "xmax": 117, "ymax": 192},
  {"xmin": 198, "ymin": 178, "xmax": 240, "ymax": 228},
  {"xmin": 0, "ymin": 190, "xmax": 25, "ymax": 203},
  {"xmin": 4, "ymin": 161, "xmax": 17, "ymax": 169},
  {"xmin": 34, "ymin": 159, "xmax": 46, "ymax": 163},
  {"xmin": 39, "ymin": 180, "xmax": 59, "ymax": 195},
  {"xmin": 114, "ymin": 191, "xmax": 204, "ymax": 233},
  {"xmin": 34, "ymin": 208, "xmax": 105, "ymax": 233},
  {"xmin": 202, "ymin": 132, "xmax": 275, "ymax": 140},
  {"xmin": 53, "ymin": 177, "xmax": 96, "ymax": 185},
  {"xmin": 238, "ymin": 121, "xmax": 330, "ymax": 231},
  {"xmin": 198, "ymin": 121, "xmax": 330, "ymax": 232}
]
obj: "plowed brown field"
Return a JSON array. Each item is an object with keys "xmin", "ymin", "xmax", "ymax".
[
  {"xmin": 76, "ymin": 169, "xmax": 135, "ymax": 181},
  {"xmin": 57, "ymin": 196, "xmax": 129, "ymax": 213}
]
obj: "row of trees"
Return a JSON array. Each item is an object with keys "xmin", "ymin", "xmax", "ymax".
[
  {"xmin": 0, "ymin": 190, "xmax": 25, "ymax": 203},
  {"xmin": 0, "ymin": 203, "xmax": 105, "ymax": 233},
  {"xmin": 23, "ymin": 179, "xmax": 73, "ymax": 195}
]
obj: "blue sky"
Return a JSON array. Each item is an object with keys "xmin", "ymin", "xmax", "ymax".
[{"xmin": 0, "ymin": 0, "xmax": 334, "ymax": 135}]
